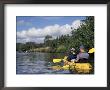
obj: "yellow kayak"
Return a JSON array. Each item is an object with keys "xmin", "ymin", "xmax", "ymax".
[
  {"xmin": 70, "ymin": 62, "xmax": 92, "ymax": 73},
  {"xmin": 52, "ymin": 56, "xmax": 92, "ymax": 73}
]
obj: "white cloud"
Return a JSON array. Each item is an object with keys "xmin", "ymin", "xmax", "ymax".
[
  {"xmin": 72, "ymin": 20, "xmax": 83, "ymax": 29},
  {"xmin": 17, "ymin": 20, "xmax": 83, "ymax": 43}
]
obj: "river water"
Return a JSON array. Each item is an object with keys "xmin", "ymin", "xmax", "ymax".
[{"xmin": 16, "ymin": 52, "xmax": 71, "ymax": 74}]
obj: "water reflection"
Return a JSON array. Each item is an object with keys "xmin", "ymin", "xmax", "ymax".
[{"xmin": 16, "ymin": 52, "xmax": 71, "ymax": 74}]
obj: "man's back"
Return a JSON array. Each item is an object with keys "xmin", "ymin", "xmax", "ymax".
[{"xmin": 77, "ymin": 52, "xmax": 89, "ymax": 60}]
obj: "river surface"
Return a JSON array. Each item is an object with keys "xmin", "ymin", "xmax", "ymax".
[{"xmin": 16, "ymin": 52, "xmax": 71, "ymax": 74}]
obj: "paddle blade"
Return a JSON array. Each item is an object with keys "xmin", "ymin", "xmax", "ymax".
[
  {"xmin": 88, "ymin": 48, "xmax": 95, "ymax": 53},
  {"xmin": 53, "ymin": 59, "xmax": 62, "ymax": 63}
]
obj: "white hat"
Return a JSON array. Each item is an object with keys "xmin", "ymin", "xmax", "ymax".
[{"xmin": 71, "ymin": 48, "xmax": 75, "ymax": 51}]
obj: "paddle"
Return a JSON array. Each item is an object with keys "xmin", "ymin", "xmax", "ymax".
[{"xmin": 53, "ymin": 56, "xmax": 68, "ymax": 63}]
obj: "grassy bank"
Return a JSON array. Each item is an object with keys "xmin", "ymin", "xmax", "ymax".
[
  {"xmin": 28, "ymin": 45, "xmax": 68, "ymax": 53},
  {"xmin": 29, "ymin": 47, "xmax": 52, "ymax": 52}
]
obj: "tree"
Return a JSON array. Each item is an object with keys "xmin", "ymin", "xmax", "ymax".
[
  {"xmin": 44, "ymin": 35, "xmax": 53, "ymax": 47},
  {"xmin": 70, "ymin": 16, "xmax": 94, "ymax": 51}
]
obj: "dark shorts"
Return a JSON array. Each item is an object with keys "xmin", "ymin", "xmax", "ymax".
[{"xmin": 76, "ymin": 58, "xmax": 89, "ymax": 63}]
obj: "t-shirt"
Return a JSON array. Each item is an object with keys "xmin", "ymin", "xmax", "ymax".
[
  {"xmin": 77, "ymin": 52, "xmax": 89, "ymax": 60},
  {"xmin": 67, "ymin": 53, "xmax": 77, "ymax": 62}
]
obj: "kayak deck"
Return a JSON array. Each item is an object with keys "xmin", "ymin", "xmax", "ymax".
[
  {"xmin": 70, "ymin": 63, "xmax": 92, "ymax": 74},
  {"xmin": 51, "ymin": 62, "xmax": 92, "ymax": 74}
]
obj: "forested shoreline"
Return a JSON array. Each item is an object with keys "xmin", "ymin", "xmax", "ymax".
[{"xmin": 16, "ymin": 16, "xmax": 94, "ymax": 53}]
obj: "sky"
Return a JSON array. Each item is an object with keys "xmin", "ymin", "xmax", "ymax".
[{"xmin": 16, "ymin": 16, "xmax": 86, "ymax": 43}]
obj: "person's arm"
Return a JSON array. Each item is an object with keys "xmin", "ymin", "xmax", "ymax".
[{"xmin": 75, "ymin": 54, "xmax": 80, "ymax": 62}]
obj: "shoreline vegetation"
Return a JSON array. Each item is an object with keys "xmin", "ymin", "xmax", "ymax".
[
  {"xmin": 29, "ymin": 46, "xmax": 67, "ymax": 53},
  {"xmin": 17, "ymin": 46, "xmax": 67, "ymax": 53},
  {"xmin": 17, "ymin": 16, "xmax": 94, "ymax": 53}
]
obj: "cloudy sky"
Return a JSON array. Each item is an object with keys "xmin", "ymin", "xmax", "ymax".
[{"xmin": 17, "ymin": 16, "xmax": 86, "ymax": 43}]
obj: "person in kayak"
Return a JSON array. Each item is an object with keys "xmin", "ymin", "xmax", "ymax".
[
  {"xmin": 76, "ymin": 45, "xmax": 89, "ymax": 63},
  {"xmin": 66, "ymin": 48, "xmax": 77, "ymax": 62}
]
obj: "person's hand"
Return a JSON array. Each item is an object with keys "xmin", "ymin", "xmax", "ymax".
[
  {"xmin": 70, "ymin": 61, "xmax": 76, "ymax": 66},
  {"xmin": 64, "ymin": 60, "xmax": 68, "ymax": 65},
  {"xmin": 64, "ymin": 60, "xmax": 70, "ymax": 65},
  {"xmin": 75, "ymin": 59, "xmax": 79, "ymax": 62}
]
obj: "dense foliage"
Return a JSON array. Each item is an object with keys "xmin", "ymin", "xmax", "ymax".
[{"xmin": 43, "ymin": 16, "xmax": 94, "ymax": 52}]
